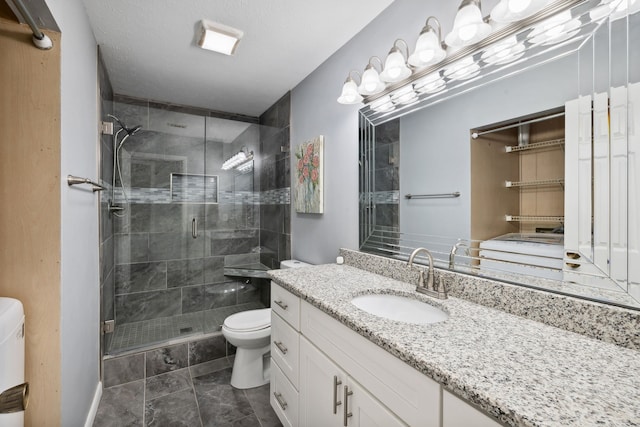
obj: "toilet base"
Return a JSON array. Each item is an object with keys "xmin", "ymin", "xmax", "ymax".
[{"xmin": 230, "ymin": 344, "xmax": 271, "ymax": 389}]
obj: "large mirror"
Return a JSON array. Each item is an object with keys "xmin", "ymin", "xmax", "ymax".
[{"xmin": 359, "ymin": 0, "xmax": 640, "ymax": 309}]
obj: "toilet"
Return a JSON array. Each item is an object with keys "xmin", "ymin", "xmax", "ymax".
[{"xmin": 222, "ymin": 259, "xmax": 311, "ymax": 389}]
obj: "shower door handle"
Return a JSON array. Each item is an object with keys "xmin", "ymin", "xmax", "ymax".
[{"xmin": 191, "ymin": 218, "xmax": 198, "ymax": 239}]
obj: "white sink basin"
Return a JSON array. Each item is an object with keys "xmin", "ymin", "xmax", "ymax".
[{"xmin": 351, "ymin": 294, "xmax": 448, "ymax": 325}]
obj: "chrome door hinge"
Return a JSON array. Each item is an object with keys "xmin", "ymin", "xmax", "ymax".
[
  {"xmin": 102, "ymin": 320, "xmax": 115, "ymax": 334},
  {"xmin": 100, "ymin": 121, "xmax": 114, "ymax": 135}
]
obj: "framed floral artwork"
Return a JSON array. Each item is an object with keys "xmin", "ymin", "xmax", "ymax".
[{"xmin": 294, "ymin": 136, "xmax": 324, "ymax": 213}]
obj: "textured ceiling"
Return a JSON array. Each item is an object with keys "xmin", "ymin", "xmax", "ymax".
[{"xmin": 81, "ymin": 0, "xmax": 395, "ymax": 117}]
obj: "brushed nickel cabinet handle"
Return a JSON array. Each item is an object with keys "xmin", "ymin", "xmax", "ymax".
[
  {"xmin": 333, "ymin": 375, "xmax": 343, "ymax": 414},
  {"xmin": 274, "ymin": 341, "xmax": 288, "ymax": 354},
  {"xmin": 274, "ymin": 300, "xmax": 288, "ymax": 310},
  {"xmin": 273, "ymin": 392, "xmax": 288, "ymax": 410},
  {"xmin": 566, "ymin": 251, "xmax": 581, "ymax": 259},
  {"xmin": 343, "ymin": 385, "xmax": 353, "ymax": 426}
]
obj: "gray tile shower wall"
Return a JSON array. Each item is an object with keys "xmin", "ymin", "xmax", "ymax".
[
  {"xmin": 373, "ymin": 119, "xmax": 399, "ymax": 230},
  {"xmin": 259, "ymin": 92, "xmax": 291, "ymax": 269},
  {"xmin": 107, "ymin": 96, "xmax": 266, "ymax": 340}
]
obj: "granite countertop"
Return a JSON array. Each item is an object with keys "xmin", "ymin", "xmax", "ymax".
[{"xmin": 268, "ymin": 264, "xmax": 640, "ymax": 427}]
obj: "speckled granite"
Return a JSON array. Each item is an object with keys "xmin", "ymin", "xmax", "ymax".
[
  {"xmin": 340, "ymin": 248, "xmax": 640, "ymax": 350},
  {"xmin": 268, "ymin": 264, "xmax": 640, "ymax": 427}
]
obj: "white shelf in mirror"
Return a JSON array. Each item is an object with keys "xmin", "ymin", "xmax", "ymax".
[
  {"xmin": 505, "ymin": 215, "xmax": 565, "ymax": 222},
  {"xmin": 505, "ymin": 138, "xmax": 565, "ymax": 152},
  {"xmin": 505, "ymin": 178, "xmax": 564, "ymax": 187}
]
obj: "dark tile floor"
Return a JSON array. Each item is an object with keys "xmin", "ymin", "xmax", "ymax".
[{"xmin": 94, "ymin": 357, "xmax": 282, "ymax": 427}]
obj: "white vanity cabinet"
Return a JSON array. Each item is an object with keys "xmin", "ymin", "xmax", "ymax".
[
  {"xmin": 270, "ymin": 282, "xmax": 502, "ymax": 427},
  {"xmin": 299, "ymin": 336, "xmax": 405, "ymax": 427},
  {"xmin": 442, "ymin": 390, "xmax": 502, "ymax": 427}
]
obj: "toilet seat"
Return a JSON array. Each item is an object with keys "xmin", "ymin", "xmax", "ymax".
[{"xmin": 223, "ymin": 308, "xmax": 271, "ymax": 332}]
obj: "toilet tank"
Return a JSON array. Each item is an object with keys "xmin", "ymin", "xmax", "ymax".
[
  {"xmin": 280, "ymin": 260, "xmax": 312, "ymax": 269},
  {"xmin": 0, "ymin": 298, "xmax": 25, "ymax": 426}
]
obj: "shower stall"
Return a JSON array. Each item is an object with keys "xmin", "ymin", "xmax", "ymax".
[{"xmin": 100, "ymin": 98, "xmax": 285, "ymax": 355}]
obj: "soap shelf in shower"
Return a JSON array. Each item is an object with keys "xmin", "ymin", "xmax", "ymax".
[
  {"xmin": 170, "ymin": 173, "xmax": 219, "ymax": 204},
  {"xmin": 505, "ymin": 138, "xmax": 565, "ymax": 153},
  {"xmin": 224, "ymin": 263, "xmax": 271, "ymax": 279}
]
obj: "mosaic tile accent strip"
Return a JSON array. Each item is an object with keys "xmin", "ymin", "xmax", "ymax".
[
  {"xmin": 360, "ymin": 190, "xmax": 400, "ymax": 205},
  {"xmin": 268, "ymin": 263, "xmax": 640, "ymax": 427},
  {"xmin": 113, "ymin": 187, "xmax": 290, "ymax": 205},
  {"xmin": 260, "ymin": 187, "xmax": 290, "ymax": 204}
]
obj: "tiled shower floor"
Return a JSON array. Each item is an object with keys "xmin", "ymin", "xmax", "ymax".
[{"xmin": 109, "ymin": 302, "xmax": 265, "ymax": 353}]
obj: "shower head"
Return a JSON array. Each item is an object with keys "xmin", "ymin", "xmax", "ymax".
[
  {"xmin": 127, "ymin": 125, "xmax": 142, "ymax": 136},
  {"xmin": 107, "ymin": 114, "xmax": 142, "ymax": 136}
]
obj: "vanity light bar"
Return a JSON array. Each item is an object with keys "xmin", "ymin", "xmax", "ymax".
[
  {"xmin": 376, "ymin": 0, "xmax": 592, "ymax": 97},
  {"xmin": 346, "ymin": 0, "xmax": 615, "ymax": 122}
]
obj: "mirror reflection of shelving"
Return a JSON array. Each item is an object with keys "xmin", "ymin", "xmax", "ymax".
[
  {"xmin": 470, "ymin": 110, "xmax": 565, "ymax": 278},
  {"xmin": 471, "ymin": 110, "xmax": 565, "ymax": 240}
]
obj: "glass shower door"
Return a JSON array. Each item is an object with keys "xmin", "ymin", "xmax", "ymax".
[
  {"xmin": 107, "ymin": 102, "xmax": 207, "ymax": 353},
  {"xmin": 202, "ymin": 117, "xmax": 265, "ymax": 334}
]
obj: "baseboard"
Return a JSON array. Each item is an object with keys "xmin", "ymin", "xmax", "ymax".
[{"xmin": 84, "ymin": 381, "xmax": 102, "ymax": 427}]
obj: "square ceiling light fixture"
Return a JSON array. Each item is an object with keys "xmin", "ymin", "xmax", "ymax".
[{"xmin": 198, "ymin": 19, "xmax": 243, "ymax": 55}]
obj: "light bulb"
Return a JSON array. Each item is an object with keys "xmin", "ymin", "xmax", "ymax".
[
  {"xmin": 445, "ymin": 2, "xmax": 492, "ymax": 47},
  {"xmin": 390, "ymin": 67, "xmax": 402, "ymax": 79},
  {"xmin": 359, "ymin": 66, "xmax": 385, "ymax": 95},
  {"xmin": 381, "ymin": 48, "xmax": 411, "ymax": 83},
  {"xmin": 370, "ymin": 95, "xmax": 395, "ymax": 113},
  {"xmin": 415, "ymin": 73, "xmax": 446, "ymax": 94},
  {"xmin": 409, "ymin": 27, "xmax": 446, "ymax": 68},
  {"xmin": 508, "ymin": 0, "xmax": 531, "ymax": 13},
  {"xmin": 444, "ymin": 57, "xmax": 480, "ymax": 81},
  {"xmin": 420, "ymin": 50, "xmax": 435, "ymax": 63},
  {"xmin": 391, "ymin": 86, "xmax": 418, "ymax": 105},
  {"xmin": 337, "ymin": 79, "xmax": 363, "ymax": 104},
  {"xmin": 458, "ymin": 24, "xmax": 478, "ymax": 41}
]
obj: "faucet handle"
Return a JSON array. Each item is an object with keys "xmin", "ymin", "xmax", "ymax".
[{"xmin": 418, "ymin": 270, "xmax": 425, "ymax": 287}]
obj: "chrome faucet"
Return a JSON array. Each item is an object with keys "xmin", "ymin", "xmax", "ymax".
[
  {"xmin": 449, "ymin": 239, "xmax": 469, "ymax": 269},
  {"xmin": 407, "ymin": 247, "xmax": 447, "ymax": 299}
]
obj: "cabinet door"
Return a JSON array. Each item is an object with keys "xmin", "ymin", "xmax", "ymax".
[
  {"xmin": 442, "ymin": 390, "xmax": 501, "ymax": 427},
  {"xmin": 299, "ymin": 336, "xmax": 344, "ymax": 427},
  {"xmin": 346, "ymin": 378, "xmax": 407, "ymax": 427}
]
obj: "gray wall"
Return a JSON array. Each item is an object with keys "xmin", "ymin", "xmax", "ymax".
[
  {"xmin": 46, "ymin": 0, "xmax": 101, "ymax": 423},
  {"xmin": 290, "ymin": 0, "xmax": 500, "ymax": 264},
  {"xmin": 399, "ymin": 54, "xmax": 579, "ymax": 241}
]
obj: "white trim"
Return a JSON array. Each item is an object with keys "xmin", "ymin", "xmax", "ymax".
[{"xmin": 84, "ymin": 381, "xmax": 102, "ymax": 427}]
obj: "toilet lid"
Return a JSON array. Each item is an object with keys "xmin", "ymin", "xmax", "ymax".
[{"xmin": 224, "ymin": 308, "xmax": 271, "ymax": 332}]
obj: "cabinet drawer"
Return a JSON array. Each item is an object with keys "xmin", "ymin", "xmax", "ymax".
[
  {"xmin": 270, "ymin": 360, "xmax": 299, "ymax": 427},
  {"xmin": 301, "ymin": 301, "xmax": 440, "ymax": 427},
  {"xmin": 271, "ymin": 282, "xmax": 300, "ymax": 330},
  {"xmin": 271, "ymin": 312, "xmax": 300, "ymax": 389}
]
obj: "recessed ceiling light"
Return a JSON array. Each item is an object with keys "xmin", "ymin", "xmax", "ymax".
[{"xmin": 198, "ymin": 19, "xmax": 243, "ymax": 55}]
